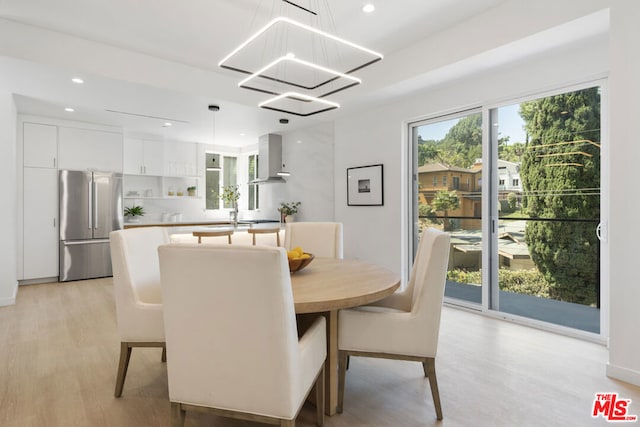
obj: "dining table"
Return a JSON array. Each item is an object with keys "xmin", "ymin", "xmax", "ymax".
[{"xmin": 290, "ymin": 257, "xmax": 400, "ymax": 416}]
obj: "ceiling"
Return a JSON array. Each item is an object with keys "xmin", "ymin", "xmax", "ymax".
[{"xmin": 0, "ymin": 0, "xmax": 606, "ymax": 147}]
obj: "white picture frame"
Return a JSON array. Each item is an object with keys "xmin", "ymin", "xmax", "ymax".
[{"xmin": 347, "ymin": 164, "xmax": 383, "ymax": 206}]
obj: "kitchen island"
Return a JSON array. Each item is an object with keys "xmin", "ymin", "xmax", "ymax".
[
  {"xmin": 124, "ymin": 220, "xmax": 284, "ymax": 246},
  {"xmin": 123, "ymin": 219, "xmax": 280, "ymax": 229}
]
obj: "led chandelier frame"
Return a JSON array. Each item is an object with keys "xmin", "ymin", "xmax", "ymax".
[
  {"xmin": 219, "ymin": 16, "xmax": 382, "ymax": 75},
  {"xmin": 258, "ymin": 92, "xmax": 340, "ymax": 117},
  {"xmin": 237, "ymin": 54, "xmax": 362, "ymax": 98}
]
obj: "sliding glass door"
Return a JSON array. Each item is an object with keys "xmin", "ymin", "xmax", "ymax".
[
  {"xmin": 490, "ymin": 86, "xmax": 602, "ymax": 334},
  {"xmin": 410, "ymin": 83, "xmax": 604, "ymax": 335},
  {"xmin": 411, "ymin": 109, "xmax": 484, "ymax": 307}
]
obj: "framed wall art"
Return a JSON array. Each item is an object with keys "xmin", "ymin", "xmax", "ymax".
[{"xmin": 347, "ymin": 164, "xmax": 383, "ymax": 206}]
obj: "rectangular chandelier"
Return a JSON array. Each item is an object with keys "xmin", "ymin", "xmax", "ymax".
[{"xmin": 219, "ymin": 12, "xmax": 383, "ymax": 116}]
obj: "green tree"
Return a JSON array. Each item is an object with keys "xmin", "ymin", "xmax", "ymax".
[
  {"xmin": 439, "ymin": 114, "xmax": 482, "ymax": 168},
  {"xmin": 507, "ymin": 192, "xmax": 518, "ymax": 211},
  {"xmin": 519, "ymin": 87, "xmax": 600, "ymax": 304},
  {"xmin": 417, "ymin": 139, "xmax": 440, "ymax": 165},
  {"xmin": 418, "ymin": 114, "xmax": 482, "ymax": 169},
  {"xmin": 432, "ymin": 190, "xmax": 460, "ymax": 231},
  {"xmin": 499, "ymin": 142, "xmax": 526, "ymax": 162}
]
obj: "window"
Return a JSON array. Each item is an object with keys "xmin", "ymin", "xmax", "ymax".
[
  {"xmin": 512, "ymin": 178, "xmax": 519, "ymax": 187},
  {"xmin": 222, "ymin": 156, "xmax": 237, "ymax": 208},
  {"xmin": 433, "ymin": 176, "xmax": 438, "ymax": 186},
  {"xmin": 499, "ymin": 179, "xmax": 505, "ymax": 186},
  {"xmin": 410, "ymin": 110, "xmax": 483, "ymax": 307},
  {"xmin": 248, "ymin": 154, "xmax": 259, "ymax": 210},
  {"xmin": 205, "ymin": 153, "xmax": 220, "ymax": 210},
  {"xmin": 205, "ymin": 153, "xmax": 237, "ymax": 210}
]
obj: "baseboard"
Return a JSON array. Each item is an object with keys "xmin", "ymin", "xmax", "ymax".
[
  {"xmin": 607, "ymin": 363, "xmax": 640, "ymax": 387},
  {"xmin": 19, "ymin": 277, "xmax": 59, "ymax": 286},
  {"xmin": 0, "ymin": 282, "xmax": 18, "ymax": 307}
]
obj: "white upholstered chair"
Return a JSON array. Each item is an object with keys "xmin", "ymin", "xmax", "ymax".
[
  {"xmin": 109, "ymin": 227, "xmax": 170, "ymax": 397},
  {"xmin": 158, "ymin": 244, "xmax": 327, "ymax": 427},
  {"xmin": 284, "ymin": 222, "xmax": 343, "ymax": 259},
  {"xmin": 337, "ymin": 228, "xmax": 451, "ymax": 420}
]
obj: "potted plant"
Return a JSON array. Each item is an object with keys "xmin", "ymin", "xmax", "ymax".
[
  {"xmin": 221, "ymin": 185, "xmax": 240, "ymax": 225},
  {"xmin": 187, "ymin": 186, "xmax": 197, "ymax": 197},
  {"xmin": 124, "ymin": 205, "xmax": 145, "ymax": 223},
  {"xmin": 278, "ymin": 201, "xmax": 301, "ymax": 223}
]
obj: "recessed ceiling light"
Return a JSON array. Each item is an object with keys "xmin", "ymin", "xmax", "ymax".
[
  {"xmin": 163, "ymin": 122, "xmax": 172, "ymax": 127},
  {"xmin": 64, "ymin": 107, "xmax": 75, "ymax": 112},
  {"xmin": 362, "ymin": 3, "xmax": 375, "ymax": 13},
  {"xmin": 71, "ymin": 77, "xmax": 84, "ymax": 84}
]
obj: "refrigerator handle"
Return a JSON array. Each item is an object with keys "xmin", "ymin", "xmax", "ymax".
[
  {"xmin": 88, "ymin": 180, "xmax": 93, "ymax": 229},
  {"xmin": 93, "ymin": 181, "xmax": 98, "ymax": 229}
]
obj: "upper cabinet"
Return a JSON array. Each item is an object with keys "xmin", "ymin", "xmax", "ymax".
[
  {"xmin": 23, "ymin": 122, "xmax": 57, "ymax": 168},
  {"xmin": 164, "ymin": 141, "xmax": 198, "ymax": 176},
  {"xmin": 58, "ymin": 127, "xmax": 123, "ymax": 172},
  {"xmin": 123, "ymin": 138, "xmax": 164, "ymax": 176}
]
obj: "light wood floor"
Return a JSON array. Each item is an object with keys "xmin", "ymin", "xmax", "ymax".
[{"xmin": 1, "ymin": 279, "xmax": 639, "ymax": 427}]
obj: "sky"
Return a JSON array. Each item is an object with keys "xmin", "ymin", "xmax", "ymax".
[{"xmin": 418, "ymin": 103, "xmax": 527, "ymax": 144}]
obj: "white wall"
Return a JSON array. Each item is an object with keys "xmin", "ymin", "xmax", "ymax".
[
  {"xmin": 0, "ymin": 91, "xmax": 17, "ymax": 306},
  {"xmin": 335, "ymin": 36, "xmax": 608, "ymax": 276},
  {"xmin": 258, "ymin": 122, "xmax": 335, "ymax": 222},
  {"xmin": 607, "ymin": 1, "xmax": 640, "ymax": 387}
]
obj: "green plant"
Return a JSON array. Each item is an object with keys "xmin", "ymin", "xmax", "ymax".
[
  {"xmin": 187, "ymin": 186, "xmax": 196, "ymax": 191},
  {"xmin": 220, "ymin": 185, "xmax": 240, "ymax": 204},
  {"xmin": 124, "ymin": 205, "xmax": 145, "ymax": 217},
  {"xmin": 278, "ymin": 201, "xmax": 301, "ymax": 216}
]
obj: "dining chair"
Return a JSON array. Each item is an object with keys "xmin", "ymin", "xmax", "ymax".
[
  {"xmin": 336, "ymin": 228, "xmax": 450, "ymax": 420},
  {"xmin": 109, "ymin": 227, "xmax": 169, "ymax": 397},
  {"xmin": 284, "ymin": 222, "xmax": 343, "ymax": 259},
  {"xmin": 158, "ymin": 244, "xmax": 327, "ymax": 427}
]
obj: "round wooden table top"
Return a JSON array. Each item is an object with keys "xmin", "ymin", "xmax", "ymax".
[{"xmin": 291, "ymin": 257, "xmax": 400, "ymax": 314}]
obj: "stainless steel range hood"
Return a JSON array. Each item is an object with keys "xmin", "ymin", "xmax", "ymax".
[{"xmin": 251, "ymin": 133, "xmax": 287, "ymax": 184}]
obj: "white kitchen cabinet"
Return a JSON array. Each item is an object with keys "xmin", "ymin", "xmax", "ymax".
[
  {"xmin": 23, "ymin": 122, "xmax": 57, "ymax": 168},
  {"xmin": 164, "ymin": 141, "xmax": 198, "ymax": 176},
  {"xmin": 123, "ymin": 138, "xmax": 164, "ymax": 176},
  {"xmin": 23, "ymin": 167, "xmax": 59, "ymax": 280},
  {"xmin": 58, "ymin": 127, "xmax": 123, "ymax": 172}
]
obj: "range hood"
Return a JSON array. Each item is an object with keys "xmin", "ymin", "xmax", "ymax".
[{"xmin": 251, "ymin": 133, "xmax": 287, "ymax": 184}]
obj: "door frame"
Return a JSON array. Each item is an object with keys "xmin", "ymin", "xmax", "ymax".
[{"xmin": 407, "ymin": 77, "xmax": 609, "ymax": 343}]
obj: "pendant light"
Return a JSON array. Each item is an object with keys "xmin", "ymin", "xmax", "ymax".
[{"xmin": 206, "ymin": 105, "xmax": 221, "ymax": 171}]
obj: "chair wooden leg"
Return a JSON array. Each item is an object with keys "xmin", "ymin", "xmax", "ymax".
[
  {"xmin": 315, "ymin": 365, "xmax": 325, "ymax": 426},
  {"xmin": 280, "ymin": 419, "xmax": 295, "ymax": 427},
  {"xmin": 114, "ymin": 342, "xmax": 132, "ymax": 397},
  {"xmin": 170, "ymin": 402, "xmax": 186, "ymax": 427},
  {"xmin": 337, "ymin": 350, "xmax": 349, "ymax": 414},
  {"xmin": 423, "ymin": 358, "xmax": 443, "ymax": 420},
  {"xmin": 161, "ymin": 346, "xmax": 166, "ymax": 363}
]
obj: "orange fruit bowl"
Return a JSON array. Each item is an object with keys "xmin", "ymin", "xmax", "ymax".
[{"xmin": 288, "ymin": 253, "xmax": 315, "ymax": 273}]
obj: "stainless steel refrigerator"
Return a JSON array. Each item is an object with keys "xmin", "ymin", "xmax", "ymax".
[{"xmin": 59, "ymin": 170, "xmax": 123, "ymax": 281}]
